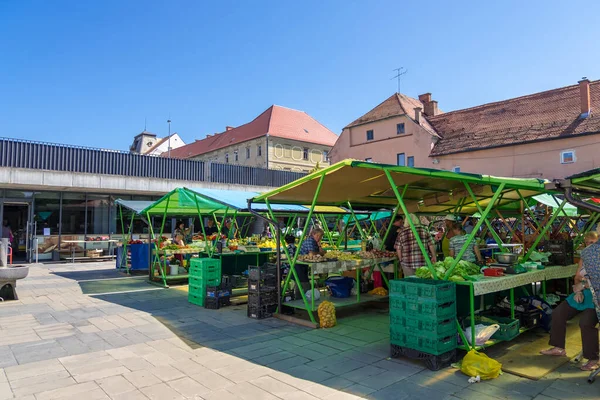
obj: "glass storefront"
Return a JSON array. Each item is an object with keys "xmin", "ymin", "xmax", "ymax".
[{"xmin": 0, "ymin": 190, "xmax": 159, "ymax": 262}]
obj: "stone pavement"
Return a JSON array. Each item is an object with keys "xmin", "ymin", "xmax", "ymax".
[{"xmin": 0, "ymin": 262, "xmax": 598, "ymax": 400}]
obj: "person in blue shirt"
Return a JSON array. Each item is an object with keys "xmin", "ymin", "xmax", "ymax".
[{"xmin": 294, "ymin": 228, "xmax": 325, "ymax": 299}]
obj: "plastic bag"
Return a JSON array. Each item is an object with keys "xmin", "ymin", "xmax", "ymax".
[
  {"xmin": 463, "ymin": 324, "xmax": 500, "ymax": 346},
  {"xmin": 318, "ymin": 301, "xmax": 336, "ymax": 328},
  {"xmin": 460, "ymin": 350, "xmax": 502, "ymax": 380}
]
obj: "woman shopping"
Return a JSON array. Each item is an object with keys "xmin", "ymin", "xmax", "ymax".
[
  {"xmin": 541, "ymin": 231, "xmax": 600, "ymax": 371},
  {"xmin": 395, "ymin": 214, "xmax": 437, "ymax": 277}
]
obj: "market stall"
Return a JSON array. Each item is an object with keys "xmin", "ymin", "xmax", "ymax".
[{"xmin": 249, "ymin": 160, "xmax": 579, "ymax": 351}]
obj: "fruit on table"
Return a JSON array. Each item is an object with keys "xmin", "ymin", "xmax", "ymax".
[
  {"xmin": 298, "ymin": 254, "xmax": 327, "ymax": 263},
  {"xmin": 258, "ymin": 239, "xmax": 277, "ymax": 248},
  {"xmin": 325, "ymin": 250, "xmax": 359, "ymax": 261},
  {"xmin": 318, "ymin": 301, "xmax": 337, "ymax": 328},
  {"xmin": 368, "ymin": 287, "xmax": 388, "ymax": 296}
]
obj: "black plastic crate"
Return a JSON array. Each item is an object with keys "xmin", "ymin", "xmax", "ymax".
[
  {"xmin": 546, "ymin": 240, "xmax": 574, "ymax": 254},
  {"xmin": 248, "ymin": 279, "xmax": 277, "ymax": 293},
  {"xmin": 550, "ymin": 253, "xmax": 574, "ymax": 266},
  {"xmin": 205, "ymin": 295, "xmax": 231, "ymax": 310},
  {"xmin": 248, "ymin": 288, "xmax": 278, "ymax": 306},
  {"xmin": 247, "ymin": 303, "xmax": 277, "ymax": 319},
  {"xmin": 248, "ymin": 263, "xmax": 278, "ymax": 281},
  {"xmin": 206, "ymin": 286, "xmax": 231, "ymax": 298},
  {"xmin": 518, "ymin": 308, "xmax": 542, "ymax": 329},
  {"xmin": 390, "ymin": 344, "xmax": 456, "ymax": 371}
]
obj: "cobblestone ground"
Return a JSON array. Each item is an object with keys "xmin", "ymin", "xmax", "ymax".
[{"xmin": 0, "ymin": 262, "xmax": 598, "ymax": 399}]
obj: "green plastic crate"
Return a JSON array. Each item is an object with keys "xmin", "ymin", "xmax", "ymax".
[
  {"xmin": 188, "ymin": 284, "xmax": 206, "ymax": 296},
  {"xmin": 189, "ymin": 276, "xmax": 220, "ymax": 288},
  {"xmin": 389, "ymin": 295, "xmax": 456, "ymax": 321},
  {"xmin": 389, "ymin": 279, "xmax": 455, "ymax": 304},
  {"xmin": 189, "ymin": 258, "xmax": 222, "ymax": 280},
  {"xmin": 390, "ymin": 316, "xmax": 456, "ymax": 339},
  {"xmin": 188, "ymin": 293, "xmax": 204, "ymax": 307},
  {"xmin": 390, "ymin": 328, "xmax": 457, "ymax": 355},
  {"xmin": 465, "ymin": 316, "xmax": 520, "ymax": 342}
]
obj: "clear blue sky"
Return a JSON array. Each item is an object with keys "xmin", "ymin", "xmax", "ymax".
[{"xmin": 1, "ymin": 0, "xmax": 598, "ymax": 150}]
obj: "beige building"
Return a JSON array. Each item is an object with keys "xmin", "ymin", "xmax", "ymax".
[
  {"xmin": 168, "ymin": 105, "xmax": 338, "ymax": 173},
  {"xmin": 330, "ymin": 78, "xmax": 600, "ymax": 179},
  {"xmin": 130, "ymin": 131, "xmax": 186, "ymax": 156}
]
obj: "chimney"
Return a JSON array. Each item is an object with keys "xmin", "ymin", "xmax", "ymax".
[
  {"xmin": 414, "ymin": 107, "xmax": 422, "ymax": 123},
  {"xmin": 579, "ymin": 78, "xmax": 591, "ymax": 117},
  {"xmin": 226, "ymin": 126, "xmax": 234, "ymax": 131},
  {"xmin": 419, "ymin": 93, "xmax": 439, "ymax": 117},
  {"xmin": 418, "ymin": 93, "xmax": 431, "ymax": 104}
]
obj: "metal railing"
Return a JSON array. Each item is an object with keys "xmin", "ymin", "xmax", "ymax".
[{"xmin": 0, "ymin": 137, "xmax": 305, "ymax": 186}]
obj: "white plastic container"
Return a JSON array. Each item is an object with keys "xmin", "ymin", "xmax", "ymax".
[{"xmin": 170, "ymin": 264, "xmax": 179, "ymax": 276}]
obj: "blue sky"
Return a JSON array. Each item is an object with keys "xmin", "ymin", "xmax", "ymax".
[{"xmin": 1, "ymin": 1, "xmax": 598, "ymax": 150}]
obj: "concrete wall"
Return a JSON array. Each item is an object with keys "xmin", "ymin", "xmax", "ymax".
[
  {"xmin": 329, "ymin": 115, "xmax": 434, "ymax": 166},
  {"xmin": 0, "ymin": 167, "xmax": 273, "ymax": 195},
  {"xmin": 191, "ymin": 137, "xmax": 268, "ymax": 168},
  {"xmin": 268, "ymin": 137, "xmax": 332, "ymax": 172},
  {"xmin": 434, "ymin": 134, "xmax": 600, "ymax": 179}
]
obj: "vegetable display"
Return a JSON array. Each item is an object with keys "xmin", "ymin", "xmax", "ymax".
[{"xmin": 415, "ymin": 257, "xmax": 481, "ymax": 281}]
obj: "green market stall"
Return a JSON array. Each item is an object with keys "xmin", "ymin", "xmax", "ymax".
[{"xmin": 250, "ymin": 160, "xmax": 579, "ymax": 347}]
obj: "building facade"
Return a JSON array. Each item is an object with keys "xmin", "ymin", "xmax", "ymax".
[
  {"xmin": 130, "ymin": 131, "xmax": 186, "ymax": 156},
  {"xmin": 330, "ymin": 79, "xmax": 600, "ymax": 179},
  {"xmin": 169, "ymin": 105, "xmax": 338, "ymax": 173}
]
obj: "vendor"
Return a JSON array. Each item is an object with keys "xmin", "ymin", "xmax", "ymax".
[
  {"xmin": 204, "ymin": 218, "xmax": 218, "ymax": 236},
  {"xmin": 541, "ymin": 231, "xmax": 600, "ymax": 371},
  {"xmin": 384, "ymin": 216, "xmax": 404, "ymax": 252},
  {"xmin": 221, "ymin": 218, "xmax": 234, "ymax": 238},
  {"xmin": 173, "ymin": 220, "xmax": 191, "ymax": 245},
  {"xmin": 441, "ymin": 215, "xmax": 458, "ymax": 257},
  {"xmin": 449, "ymin": 222, "xmax": 483, "ymax": 264},
  {"xmin": 395, "ymin": 214, "xmax": 437, "ymax": 277},
  {"xmin": 295, "ymin": 228, "xmax": 326, "ymax": 298}
]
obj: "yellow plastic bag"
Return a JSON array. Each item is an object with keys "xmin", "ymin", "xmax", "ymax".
[{"xmin": 460, "ymin": 350, "xmax": 502, "ymax": 380}]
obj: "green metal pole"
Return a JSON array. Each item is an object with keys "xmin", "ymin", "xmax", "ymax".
[
  {"xmin": 347, "ymin": 202, "xmax": 367, "ymax": 240},
  {"xmin": 158, "ymin": 196, "xmax": 170, "ymax": 287},
  {"xmin": 384, "ymin": 169, "xmax": 434, "ymax": 275},
  {"xmin": 192, "ymin": 193, "xmax": 208, "ymax": 259},
  {"xmin": 380, "ymin": 205, "xmax": 400, "ymax": 250},
  {"xmin": 146, "ymin": 211, "xmax": 159, "ymax": 278},
  {"xmin": 510, "ymin": 288, "xmax": 515, "ymax": 319},
  {"xmin": 522, "ymin": 199, "xmax": 568, "ymax": 262},
  {"xmin": 470, "ymin": 284, "xmax": 476, "ymax": 348},
  {"xmin": 575, "ymin": 212, "xmax": 600, "ymax": 247},
  {"xmin": 118, "ymin": 205, "xmax": 126, "ymax": 270},
  {"xmin": 464, "ymin": 183, "xmax": 506, "ymax": 253},
  {"xmin": 445, "ymin": 183, "xmax": 506, "ymax": 280},
  {"xmin": 125, "ymin": 211, "xmax": 135, "ymax": 275}
]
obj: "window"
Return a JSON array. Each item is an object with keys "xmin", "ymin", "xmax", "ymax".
[
  {"xmin": 561, "ymin": 150, "xmax": 576, "ymax": 164},
  {"xmin": 366, "ymin": 130, "xmax": 374, "ymax": 141},
  {"xmin": 246, "ymin": 148, "xmax": 250, "ymax": 159},
  {"xmin": 303, "ymin": 148, "xmax": 309, "ymax": 160},
  {"xmin": 323, "ymin": 150, "xmax": 329, "ymax": 162},
  {"xmin": 234, "ymin": 150, "xmax": 238, "ymax": 162},
  {"xmin": 397, "ymin": 153, "xmax": 405, "ymax": 166},
  {"xmin": 225, "ymin": 153, "xmax": 229, "ymax": 163},
  {"xmin": 61, "ymin": 193, "xmax": 86, "ymax": 234},
  {"xmin": 397, "ymin": 123, "xmax": 405, "ymax": 135},
  {"xmin": 257, "ymin": 145, "xmax": 262, "ymax": 157},
  {"xmin": 407, "ymin": 156, "xmax": 414, "ymax": 167},
  {"xmin": 365, "ymin": 158, "xmax": 373, "ymax": 163},
  {"xmin": 453, "ymin": 166, "xmax": 461, "ymax": 172}
]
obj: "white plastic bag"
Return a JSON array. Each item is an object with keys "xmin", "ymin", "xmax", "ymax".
[
  {"xmin": 305, "ymin": 289, "xmax": 321, "ymax": 301},
  {"xmin": 464, "ymin": 324, "xmax": 500, "ymax": 346}
]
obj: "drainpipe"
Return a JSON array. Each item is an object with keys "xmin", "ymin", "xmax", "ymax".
[
  {"xmin": 247, "ymin": 199, "xmax": 281, "ymax": 313},
  {"xmin": 552, "ymin": 180, "xmax": 600, "ymax": 214},
  {"xmin": 265, "ymin": 135, "xmax": 269, "ymax": 169}
]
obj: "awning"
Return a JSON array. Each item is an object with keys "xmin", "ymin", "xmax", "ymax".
[
  {"xmin": 532, "ymin": 194, "xmax": 578, "ymax": 216},
  {"xmin": 115, "ymin": 200, "xmax": 156, "ymax": 214},
  {"xmin": 251, "ymin": 160, "xmax": 548, "ymax": 215}
]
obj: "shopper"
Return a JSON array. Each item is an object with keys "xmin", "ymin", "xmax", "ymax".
[
  {"xmin": 541, "ymin": 232, "xmax": 600, "ymax": 371},
  {"xmin": 222, "ymin": 219, "xmax": 233, "ymax": 238},
  {"xmin": 441, "ymin": 215, "xmax": 458, "ymax": 257},
  {"xmin": 449, "ymin": 222, "xmax": 483, "ymax": 263},
  {"xmin": 204, "ymin": 218, "xmax": 218, "ymax": 235},
  {"xmin": 384, "ymin": 216, "xmax": 404, "ymax": 252},
  {"xmin": 173, "ymin": 220, "xmax": 190, "ymax": 245},
  {"xmin": 395, "ymin": 214, "xmax": 437, "ymax": 277}
]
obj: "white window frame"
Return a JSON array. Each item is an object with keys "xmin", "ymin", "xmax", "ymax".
[
  {"xmin": 257, "ymin": 145, "xmax": 262, "ymax": 157},
  {"xmin": 365, "ymin": 158, "xmax": 373, "ymax": 163},
  {"xmin": 246, "ymin": 147, "xmax": 250, "ymax": 159},
  {"xmin": 452, "ymin": 166, "xmax": 461, "ymax": 173},
  {"xmin": 225, "ymin": 153, "xmax": 229, "ymax": 163},
  {"xmin": 560, "ymin": 150, "xmax": 576, "ymax": 164},
  {"xmin": 234, "ymin": 150, "xmax": 238, "ymax": 162}
]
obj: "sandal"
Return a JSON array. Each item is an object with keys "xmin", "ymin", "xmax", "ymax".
[
  {"xmin": 540, "ymin": 347, "xmax": 566, "ymax": 356},
  {"xmin": 581, "ymin": 360, "xmax": 600, "ymax": 371}
]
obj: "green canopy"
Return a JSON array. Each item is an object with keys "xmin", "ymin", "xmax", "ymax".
[{"xmin": 532, "ymin": 194, "xmax": 578, "ymax": 216}]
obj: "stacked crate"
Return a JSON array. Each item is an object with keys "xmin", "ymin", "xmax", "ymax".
[
  {"xmin": 188, "ymin": 258, "xmax": 221, "ymax": 307},
  {"xmin": 204, "ymin": 284, "xmax": 232, "ymax": 309},
  {"xmin": 546, "ymin": 240, "xmax": 574, "ymax": 265},
  {"xmin": 389, "ymin": 279, "xmax": 457, "ymax": 370},
  {"xmin": 247, "ymin": 263, "xmax": 278, "ymax": 319}
]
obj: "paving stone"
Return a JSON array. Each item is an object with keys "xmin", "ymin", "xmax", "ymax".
[
  {"xmin": 167, "ymin": 376, "xmax": 211, "ymax": 398},
  {"xmin": 343, "ymin": 383, "xmax": 377, "ymax": 397},
  {"xmin": 5, "ymin": 359, "xmax": 65, "ymax": 381},
  {"xmin": 12, "ymin": 377, "xmax": 77, "ymax": 397},
  {"xmin": 189, "ymin": 368, "xmax": 235, "ymax": 391},
  {"xmin": 201, "ymin": 388, "xmax": 242, "ymax": 400},
  {"xmin": 267, "ymin": 355, "xmax": 311, "ymax": 371},
  {"xmin": 340, "ymin": 365, "xmax": 388, "ymax": 383},
  {"xmin": 124, "ymin": 370, "xmax": 163, "ymax": 389},
  {"xmin": 226, "ymin": 381, "xmax": 279, "ymax": 400},
  {"xmin": 140, "ymin": 382, "xmax": 185, "ymax": 400},
  {"xmin": 109, "ymin": 389, "xmax": 151, "ymax": 400},
  {"xmin": 9, "ymin": 370, "xmax": 71, "ymax": 389},
  {"xmin": 96, "ymin": 375, "xmax": 137, "ymax": 397},
  {"xmin": 250, "ymin": 375, "xmax": 302, "ymax": 397},
  {"xmin": 0, "ymin": 382, "xmax": 12, "ymax": 400},
  {"xmin": 35, "ymin": 382, "xmax": 101, "ymax": 400}
]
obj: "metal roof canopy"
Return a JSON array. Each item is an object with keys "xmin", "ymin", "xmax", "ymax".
[{"xmin": 251, "ymin": 160, "xmax": 548, "ymax": 215}]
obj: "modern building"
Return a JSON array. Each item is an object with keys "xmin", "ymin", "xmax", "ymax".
[
  {"xmin": 330, "ymin": 78, "xmax": 600, "ymax": 179},
  {"xmin": 0, "ymin": 137, "xmax": 302, "ymax": 262},
  {"xmin": 129, "ymin": 131, "xmax": 186, "ymax": 156},
  {"xmin": 168, "ymin": 105, "xmax": 339, "ymax": 173}
]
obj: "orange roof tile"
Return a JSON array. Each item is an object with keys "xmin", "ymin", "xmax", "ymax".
[
  {"xmin": 429, "ymin": 80, "xmax": 600, "ymax": 156},
  {"xmin": 167, "ymin": 105, "xmax": 338, "ymax": 159}
]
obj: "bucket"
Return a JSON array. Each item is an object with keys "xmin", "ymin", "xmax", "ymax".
[{"xmin": 170, "ymin": 264, "xmax": 179, "ymax": 276}]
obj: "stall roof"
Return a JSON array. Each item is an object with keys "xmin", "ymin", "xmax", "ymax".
[
  {"xmin": 566, "ymin": 169, "xmax": 600, "ymax": 194},
  {"xmin": 117, "ymin": 188, "xmax": 349, "ymax": 216},
  {"xmin": 251, "ymin": 160, "xmax": 549, "ymax": 215},
  {"xmin": 532, "ymin": 194, "xmax": 578, "ymax": 216}
]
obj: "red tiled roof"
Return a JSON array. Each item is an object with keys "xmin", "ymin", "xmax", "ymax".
[
  {"xmin": 167, "ymin": 105, "xmax": 338, "ymax": 159},
  {"xmin": 429, "ymin": 80, "xmax": 600, "ymax": 156}
]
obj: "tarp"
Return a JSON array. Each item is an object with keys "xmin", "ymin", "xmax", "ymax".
[
  {"xmin": 115, "ymin": 200, "xmax": 155, "ymax": 214},
  {"xmin": 251, "ymin": 159, "xmax": 549, "ymax": 215},
  {"xmin": 532, "ymin": 194, "xmax": 578, "ymax": 216}
]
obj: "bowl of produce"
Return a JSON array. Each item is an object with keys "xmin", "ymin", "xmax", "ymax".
[{"xmin": 496, "ymin": 253, "xmax": 518, "ymax": 264}]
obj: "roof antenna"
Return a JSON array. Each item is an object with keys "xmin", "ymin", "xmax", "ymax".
[
  {"xmin": 144, "ymin": 117, "xmax": 147, "ymax": 132},
  {"xmin": 391, "ymin": 67, "xmax": 408, "ymax": 93},
  {"xmin": 167, "ymin": 116, "xmax": 172, "ymax": 158}
]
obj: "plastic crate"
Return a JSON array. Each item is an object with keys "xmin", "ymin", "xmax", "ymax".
[
  {"xmin": 248, "ymin": 288, "xmax": 278, "ymax": 306},
  {"xmin": 390, "ymin": 329, "xmax": 457, "ymax": 355},
  {"xmin": 389, "ymin": 279, "xmax": 456, "ymax": 304},
  {"xmin": 248, "ymin": 263, "xmax": 278, "ymax": 281},
  {"xmin": 188, "ymin": 293, "xmax": 204, "ymax": 307},
  {"xmin": 248, "ymin": 279, "xmax": 278, "ymax": 293},
  {"xmin": 465, "ymin": 316, "xmax": 520, "ymax": 341},
  {"xmin": 389, "ymin": 295, "xmax": 456, "ymax": 321},
  {"xmin": 247, "ymin": 303, "xmax": 277, "ymax": 319},
  {"xmin": 206, "ymin": 286, "xmax": 231, "ymax": 298},
  {"xmin": 189, "ymin": 258, "xmax": 222, "ymax": 281},
  {"xmin": 390, "ymin": 344, "xmax": 456, "ymax": 371},
  {"xmin": 189, "ymin": 276, "xmax": 220, "ymax": 288},
  {"xmin": 205, "ymin": 296, "xmax": 231, "ymax": 310},
  {"xmin": 390, "ymin": 316, "xmax": 456, "ymax": 339},
  {"xmin": 188, "ymin": 284, "xmax": 206, "ymax": 296}
]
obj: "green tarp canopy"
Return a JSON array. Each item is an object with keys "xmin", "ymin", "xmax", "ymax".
[
  {"xmin": 250, "ymin": 160, "xmax": 549, "ymax": 215},
  {"xmin": 532, "ymin": 194, "xmax": 578, "ymax": 216}
]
